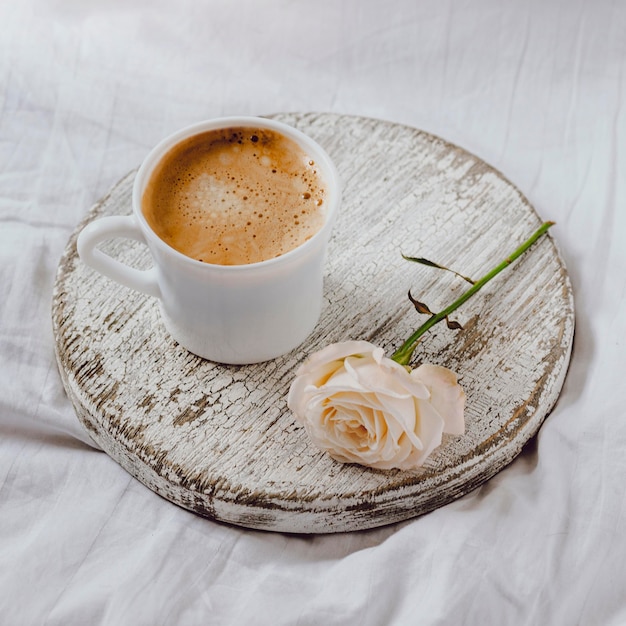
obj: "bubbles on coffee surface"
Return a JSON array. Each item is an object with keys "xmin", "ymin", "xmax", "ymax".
[{"xmin": 142, "ymin": 127, "xmax": 327, "ymax": 265}]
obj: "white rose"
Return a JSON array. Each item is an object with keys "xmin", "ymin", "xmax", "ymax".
[{"xmin": 287, "ymin": 340, "xmax": 465, "ymax": 470}]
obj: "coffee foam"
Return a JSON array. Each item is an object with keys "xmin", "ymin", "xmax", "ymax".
[{"xmin": 142, "ymin": 127, "xmax": 327, "ymax": 265}]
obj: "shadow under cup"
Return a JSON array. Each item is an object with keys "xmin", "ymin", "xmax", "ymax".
[{"xmin": 78, "ymin": 117, "xmax": 341, "ymax": 365}]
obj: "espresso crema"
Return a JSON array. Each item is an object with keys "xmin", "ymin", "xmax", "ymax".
[{"xmin": 142, "ymin": 127, "xmax": 327, "ymax": 265}]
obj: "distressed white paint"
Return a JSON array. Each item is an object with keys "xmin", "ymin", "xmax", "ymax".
[{"xmin": 52, "ymin": 113, "xmax": 574, "ymax": 533}]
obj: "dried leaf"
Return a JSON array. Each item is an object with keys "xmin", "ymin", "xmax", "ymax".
[
  {"xmin": 402, "ymin": 254, "xmax": 475, "ymax": 284},
  {"xmin": 408, "ymin": 290, "xmax": 434, "ymax": 316},
  {"xmin": 402, "ymin": 255, "xmax": 446, "ymax": 270},
  {"xmin": 445, "ymin": 316, "xmax": 463, "ymax": 330}
]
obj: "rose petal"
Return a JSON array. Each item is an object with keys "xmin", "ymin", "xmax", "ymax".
[
  {"xmin": 412, "ymin": 364, "xmax": 466, "ymax": 435},
  {"xmin": 295, "ymin": 340, "xmax": 379, "ymax": 376},
  {"xmin": 344, "ymin": 356, "xmax": 426, "ymax": 399}
]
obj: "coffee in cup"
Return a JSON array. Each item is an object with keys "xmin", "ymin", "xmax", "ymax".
[
  {"xmin": 141, "ymin": 127, "xmax": 328, "ymax": 265},
  {"xmin": 76, "ymin": 116, "xmax": 340, "ymax": 364}
]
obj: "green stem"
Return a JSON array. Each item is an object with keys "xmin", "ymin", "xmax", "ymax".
[{"xmin": 391, "ymin": 221, "xmax": 555, "ymax": 366}]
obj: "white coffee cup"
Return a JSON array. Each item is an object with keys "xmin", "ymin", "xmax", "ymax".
[{"xmin": 77, "ymin": 117, "xmax": 340, "ymax": 364}]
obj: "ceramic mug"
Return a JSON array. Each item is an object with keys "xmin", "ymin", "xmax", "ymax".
[{"xmin": 77, "ymin": 117, "xmax": 340, "ymax": 364}]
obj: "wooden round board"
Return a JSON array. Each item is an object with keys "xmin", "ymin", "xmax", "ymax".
[{"xmin": 52, "ymin": 112, "xmax": 575, "ymax": 534}]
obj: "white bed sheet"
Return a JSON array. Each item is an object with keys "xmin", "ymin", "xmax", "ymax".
[{"xmin": 1, "ymin": 0, "xmax": 625, "ymax": 624}]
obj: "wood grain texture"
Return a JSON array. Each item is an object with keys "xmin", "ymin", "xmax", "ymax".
[{"xmin": 52, "ymin": 113, "xmax": 575, "ymax": 533}]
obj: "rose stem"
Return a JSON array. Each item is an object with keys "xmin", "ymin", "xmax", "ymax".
[{"xmin": 391, "ymin": 221, "xmax": 555, "ymax": 366}]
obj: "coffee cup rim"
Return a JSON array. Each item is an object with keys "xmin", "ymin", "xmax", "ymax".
[{"xmin": 132, "ymin": 116, "xmax": 341, "ymax": 271}]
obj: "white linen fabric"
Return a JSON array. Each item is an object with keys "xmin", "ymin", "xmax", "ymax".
[{"xmin": 1, "ymin": 0, "xmax": 625, "ymax": 624}]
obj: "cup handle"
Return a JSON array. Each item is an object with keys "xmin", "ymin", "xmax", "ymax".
[{"xmin": 77, "ymin": 215, "xmax": 161, "ymax": 299}]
